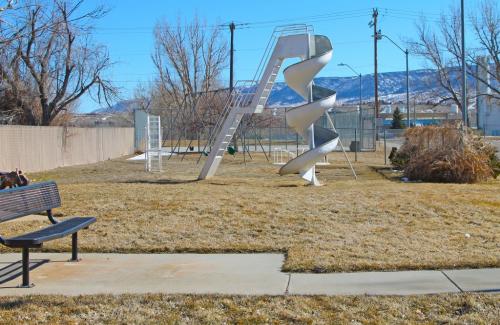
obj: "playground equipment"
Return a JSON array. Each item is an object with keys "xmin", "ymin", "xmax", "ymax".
[
  {"xmin": 199, "ymin": 25, "xmax": 345, "ymax": 184},
  {"xmin": 145, "ymin": 114, "xmax": 162, "ymax": 172},
  {"xmin": 277, "ymin": 35, "xmax": 338, "ymax": 185},
  {"xmin": 272, "ymin": 148, "xmax": 303, "ymax": 165}
]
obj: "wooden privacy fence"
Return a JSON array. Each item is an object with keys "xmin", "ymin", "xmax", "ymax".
[{"xmin": 0, "ymin": 126, "xmax": 134, "ymax": 172}]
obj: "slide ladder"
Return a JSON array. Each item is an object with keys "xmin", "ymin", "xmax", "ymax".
[
  {"xmin": 199, "ymin": 25, "xmax": 340, "ymax": 183},
  {"xmin": 198, "ymin": 80, "xmax": 255, "ymax": 179},
  {"xmin": 199, "ymin": 25, "xmax": 312, "ymax": 180}
]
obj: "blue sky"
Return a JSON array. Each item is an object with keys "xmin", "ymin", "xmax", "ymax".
[{"xmin": 78, "ymin": 0, "xmax": 482, "ymax": 112}]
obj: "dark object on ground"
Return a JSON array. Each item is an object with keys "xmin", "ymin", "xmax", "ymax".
[
  {"xmin": 0, "ymin": 182, "xmax": 96, "ymax": 287},
  {"xmin": 227, "ymin": 146, "xmax": 236, "ymax": 155},
  {"xmin": 388, "ymin": 147, "xmax": 398, "ymax": 161},
  {"xmin": 189, "ymin": 146, "xmax": 194, "ymax": 151},
  {"xmin": 0, "ymin": 169, "xmax": 30, "ymax": 190},
  {"xmin": 349, "ymin": 141, "xmax": 360, "ymax": 152},
  {"xmin": 388, "ymin": 147, "xmax": 408, "ymax": 169}
]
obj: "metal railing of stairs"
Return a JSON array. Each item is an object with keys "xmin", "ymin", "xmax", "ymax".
[{"xmin": 197, "ymin": 24, "xmax": 314, "ymax": 164}]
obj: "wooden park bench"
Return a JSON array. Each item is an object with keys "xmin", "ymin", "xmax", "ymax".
[{"xmin": 0, "ymin": 181, "xmax": 96, "ymax": 287}]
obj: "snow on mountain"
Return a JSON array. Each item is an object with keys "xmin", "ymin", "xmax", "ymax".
[
  {"xmin": 92, "ymin": 99, "xmax": 142, "ymax": 114},
  {"xmin": 95, "ymin": 68, "xmax": 473, "ymax": 113},
  {"xmin": 267, "ymin": 69, "xmax": 449, "ymax": 107}
]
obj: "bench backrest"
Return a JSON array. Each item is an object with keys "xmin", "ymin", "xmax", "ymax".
[{"xmin": 0, "ymin": 181, "xmax": 60, "ymax": 223}]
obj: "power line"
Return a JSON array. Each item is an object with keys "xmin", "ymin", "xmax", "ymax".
[
  {"xmin": 242, "ymin": 8, "xmax": 371, "ymax": 27},
  {"xmin": 378, "ymin": 7, "xmax": 443, "ymax": 17},
  {"xmin": 92, "ymin": 8, "xmax": 374, "ymax": 34}
]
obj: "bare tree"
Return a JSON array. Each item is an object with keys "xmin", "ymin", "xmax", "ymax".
[
  {"xmin": 0, "ymin": 0, "xmax": 117, "ymax": 125},
  {"xmin": 0, "ymin": 0, "xmax": 16, "ymax": 14},
  {"xmin": 410, "ymin": 18, "xmax": 465, "ymax": 109},
  {"xmin": 152, "ymin": 17, "xmax": 228, "ymax": 139},
  {"xmin": 471, "ymin": 0, "xmax": 499, "ymax": 98},
  {"xmin": 409, "ymin": 0, "xmax": 500, "ymax": 110}
]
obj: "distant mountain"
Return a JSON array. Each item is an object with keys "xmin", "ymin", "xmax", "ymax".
[
  {"xmin": 267, "ymin": 69, "xmax": 457, "ymax": 107},
  {"xmin": 94, "ymin": 68, "xmax": 472, "ymax": 113},
  {"xmin": 92, "ymin": 99, "xmax": 141, "ymax": 114}
]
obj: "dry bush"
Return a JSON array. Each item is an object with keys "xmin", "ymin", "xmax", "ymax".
[{"xmin": 391, "ymin": 124, "xmax": 499, "ymax": 183}]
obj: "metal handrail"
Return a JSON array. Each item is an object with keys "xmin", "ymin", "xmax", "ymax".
[
  {"xmin": 198, "ymin": 24, "xmax": 313, "ymax": 162},
  {"xmin": 197, "ymin": 80, "xmax": 257, "ymax": 161},
  {"xmin": 252, "ymin": 24, "xmax": 313, "ymax": 86}
]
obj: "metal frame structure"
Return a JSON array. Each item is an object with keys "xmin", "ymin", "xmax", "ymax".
[
  {"xmin": 145, "ymin": 114, "xmax": 162, "ymax": 172},
  {"xmin": 197, "ymin": 24, "xmax": 357, "ymax": 185}
]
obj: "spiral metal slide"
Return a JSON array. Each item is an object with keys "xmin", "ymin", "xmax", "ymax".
[{"xmin": 279, "ymin": 35, "xmax": 339, "ymax": 185}]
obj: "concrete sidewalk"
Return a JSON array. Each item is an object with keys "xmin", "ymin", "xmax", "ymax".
[{"xmin": 0, "ymin": 253, "xmax": 498, "ymax": 296}]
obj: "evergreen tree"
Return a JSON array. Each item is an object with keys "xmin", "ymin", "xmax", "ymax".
[{"xmin": 391, "ymin": 107, "xmax": 405, "ymax": 129}]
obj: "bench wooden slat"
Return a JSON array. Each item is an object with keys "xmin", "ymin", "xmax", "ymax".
[{"xmin": 3, "ymin": 217, "xmax": 96, "ymax": 248}]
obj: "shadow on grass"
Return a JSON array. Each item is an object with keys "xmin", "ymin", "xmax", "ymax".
[
  {"xmin": 371, "ymin": 166, "xmax": 403, "ymax": 182},
  {"xmin": 275, "ymin": 184, "xmax": 302, "ymax": 188},
  {"xmin": 0, "ymin": 299, "xmax": 27, "ymax": 309},
  {"xmin": 120, "ymin": 179, "xmax": 199, "ymax": 185}
]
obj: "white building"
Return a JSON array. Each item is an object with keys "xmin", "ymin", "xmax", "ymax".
[{"xmin": 476, "ymin": 57, "xmax": 500, "ymax": 136}]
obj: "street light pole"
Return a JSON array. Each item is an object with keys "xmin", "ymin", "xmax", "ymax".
[
  {"xmin": 405, "ymin": 49, "xmax": 410, "ymax": 126},
  {"xmin": 380, "ymin": 33, "xmax": 411, "ymax": 127},
  {"xmin": 358, "ymin": 73, "xmax": 362, "ymax": 112},
  {"xmin": 338, "ymin": 63, "xmax": 362, "ymax": 155},
  {"xmin": 460, "ymin": 0, "xmax": 468, "ymax": 127},
  {"xmin": 338, "ymin": 63, "xmax": 362, "ymax": 109}
]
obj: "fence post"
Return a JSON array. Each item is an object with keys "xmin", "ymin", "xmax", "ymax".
[
  {"xmin": 255, "ymin": 127, "xmax": 257, "ymax": 151},
  {"xmin": 354, "ymin": 128, "xmax": 358, "ymax": 162},
  {"xmin": 243, "ymin": 129, "xmax": 246, "ymax": 165},
  {"xmin": 296, "ymin": 133, "xmax": 299, "ymax": 156},
  {"xmin": 197, "ymin": 131, "xmax": 200, "ymax": 153},
  {"xmin": 268, "ymin": 127, "xmax": 271, "ymax": 156},
  {"xmin": 384, "ymin": 128, "xmax": 387, "ymax": 165}
]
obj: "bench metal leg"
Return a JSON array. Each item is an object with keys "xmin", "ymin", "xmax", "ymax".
[
  {"xmin": 71, "ymin": 232, "xmax": 79, "ymax": 262},
  {"xmin": 20, "ymin": 247, "xmax": 33, "ymax": 288}
]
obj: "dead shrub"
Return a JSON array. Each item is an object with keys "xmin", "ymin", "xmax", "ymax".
[{"xmin": 390, "ymin": 124, "xmax": 499, "ymax": 183}]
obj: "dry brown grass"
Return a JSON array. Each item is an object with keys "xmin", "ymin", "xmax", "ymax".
[
  {"xmin": 0, "ymin": 293, "xmax": 498, "ymax": 324},
  {"xmin": 1, "ymin": 151, "xmax": 499, "ymax": 273},
  {"xmin": 394, "ymin": 126, "xmax": 498, "ymax": 183}
]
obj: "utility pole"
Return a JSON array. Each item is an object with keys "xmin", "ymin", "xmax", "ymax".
[
  {"xmin": 229, "ymin": 22, "xmax": 237, "ymax": 151},
  {"xmin": 460, "ymin": 0, "xmax": 468, "ymax": 127},
  {"xmin": 229, "ymin": 22, "xmax": 235, "ymax": 93},
  {"xmin": 372, "ymin": 8, "xmax": 379, "ymax": 118}
]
